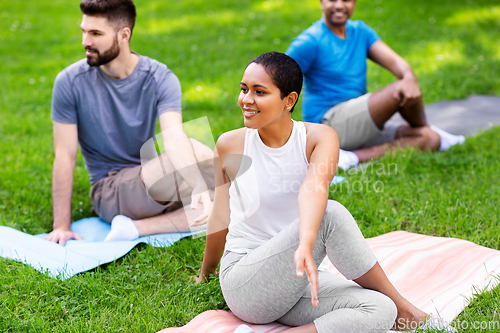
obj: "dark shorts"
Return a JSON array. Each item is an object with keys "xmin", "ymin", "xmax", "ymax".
[{"xmin": 90, "ymin": 165, "xmax": 184, "ymax": 223}]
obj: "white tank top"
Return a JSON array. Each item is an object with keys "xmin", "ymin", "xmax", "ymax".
[{"xmin": 225, "ymin": 120, "xmax": 309, "ymax": 254}]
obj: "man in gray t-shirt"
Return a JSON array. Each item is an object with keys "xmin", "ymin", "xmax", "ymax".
[{"xmin": 46, "ymin": 0, "xmax": 213, "ymax": 246}]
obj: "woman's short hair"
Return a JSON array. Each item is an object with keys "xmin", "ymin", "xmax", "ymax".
[{"xmin": 249, "ymin": 52, "xmax": 303, "ymax": 112}]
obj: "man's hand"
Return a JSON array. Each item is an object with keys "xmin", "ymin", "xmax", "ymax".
[
  {"xmin": 294, "ymin": 245, "xmax": 319, "ymax": 307},
  {"xmin": 393, "ymin": 74, "xmax": 422, "ymax": 108},
  {"xmin": 45, "ymin": 227, "xmax": 83, "ymax": 246},
  {"xmin": 189, "ymin": 188, "xmax": 212, "ymax": 227},
  {"xmin": 51, "ymin": 122, "xmax": 79, "ymax": 246}
]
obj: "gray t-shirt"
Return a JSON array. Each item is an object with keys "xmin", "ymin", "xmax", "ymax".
[{"xmin": 51, "ymin": 54, "xmax": 181, "ymax": 184}]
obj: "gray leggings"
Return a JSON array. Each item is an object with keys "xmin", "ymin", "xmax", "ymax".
[{"xmin": 220, "ymin": 200, "xmax": 397, "ymax": 333}]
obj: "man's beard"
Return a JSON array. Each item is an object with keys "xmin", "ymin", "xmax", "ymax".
[{"xmin": 86, "ymin": 37, "xmax": 120, "ymax": 67}]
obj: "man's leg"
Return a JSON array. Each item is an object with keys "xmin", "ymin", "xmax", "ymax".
[
  {"xmin": 368, "ymin": 81, "xmax": 428, "ymax": 130},
  {"xmin": 103, "ymin": 138, "xmax": 214, "ymax": 241},
  {"xmin": 131, "ymin": 202, "xmax": 208, "ymax": 236},
  {"xmin": 323, "ymin": 91, "xmax": 438, "ymax": 168},
  {"xmin": 352, "ymin": 125, "xmax": 440, "ymax": 162},
  {"xmin": 104, "ymin": 194, "xmax": 209, "ymax": 241},
  {"xmin": 328, "ymin": 81, "xmax": 464, "ymax": 169},
  {"xmin": 345, "ymin": 81, "xmax": 440, "ymax": 164},
  {"xmin": 142, "ymin": 138, "xmax": 215, "ymax": 203}
]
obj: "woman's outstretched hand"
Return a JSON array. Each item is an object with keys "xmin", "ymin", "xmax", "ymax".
[{"xmin": 294, "ymin": 246, "xmax": 319, "ymax": 307}]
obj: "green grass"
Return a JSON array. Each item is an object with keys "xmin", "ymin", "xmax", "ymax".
[{"xmin": 1, "ymin": 0, "xmax": 499, "ymax": 331}]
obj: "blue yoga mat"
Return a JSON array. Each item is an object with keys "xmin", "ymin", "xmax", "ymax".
[
  {"xmin": 0, "ymin": 176, "xmax": 344, "ymax": 280},
  {"xmin": 0, "ymin": 217, "xmax": 202, "ymax": 280}
]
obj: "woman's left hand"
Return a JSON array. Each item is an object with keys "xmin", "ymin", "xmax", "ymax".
[{"xmin": 294, "ymin": 245, "xmax": 319, "ymax": 306}]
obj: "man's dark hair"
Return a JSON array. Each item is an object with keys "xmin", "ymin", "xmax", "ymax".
[
  {"xmin": 80, "ymin": 0, "xmax": 136, "ymax": 38},
  {"xmin": 248, "ymin": 52, "xmax": 303, "ymax": 112}
]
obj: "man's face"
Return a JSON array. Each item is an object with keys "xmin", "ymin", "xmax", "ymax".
[
  {"xmin": 320, "ymin": 0, "xmax": 356, "ymax": 28},
  {"xmin": 81, "ymin": 15, "xmax": 120, "ymax": 67}
]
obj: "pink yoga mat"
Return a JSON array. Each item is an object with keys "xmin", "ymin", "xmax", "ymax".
[{"xmin": 159, "ymin": 231, "xmax": 500, "ymax": 332}]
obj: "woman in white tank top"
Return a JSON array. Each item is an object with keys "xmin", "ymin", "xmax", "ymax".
[{"xmin": 196, "ymin": 53, "xmax": 438, "ymax": 333}]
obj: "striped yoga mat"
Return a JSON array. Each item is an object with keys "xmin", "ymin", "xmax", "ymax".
[{"xmin": 159, "ymin": 231, "xmax": 500, "ymax": 332}]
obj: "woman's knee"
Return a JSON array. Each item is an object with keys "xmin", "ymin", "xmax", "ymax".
[
  {"xmin": 324, "ymin": 200, "xmax": 350, "ymax": 219},
  {"xmin": 364, "ymin": 291, "xmax": 398, "ymax": 332},
  {"xmin": 377, "ymin": 293, "xmax": 398, "ymax": 331},
  {"xmin": 322, "ymin": 200, "xmax": 357, "ymax": 231}
]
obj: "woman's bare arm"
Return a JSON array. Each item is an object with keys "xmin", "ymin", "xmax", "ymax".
[
  {"xmin": 294, "ymin": 123, "xmax": 340, "ymax": 305},
  {"xmin": 196, "ymin": 130, "xmax": 245, "ymax": 282},
  {"xmin": 196, "ymin": 196, "xmax": 230, "ymax": 282}
]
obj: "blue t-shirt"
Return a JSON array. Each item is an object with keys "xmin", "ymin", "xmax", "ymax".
[
  {"xmin": 286, "ymin": 19, "xmax": 381, "ymax": 123},
  {"xmin": 51, "ymin": 54, "xmax": 182, "ymax": 184}
]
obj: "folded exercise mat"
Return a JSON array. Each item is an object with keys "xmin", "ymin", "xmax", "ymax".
[
  {"xmin": 385, "ymin": 95, "xmax": 500, "ymax": 136},
  {"xmin": 0, "ymin": 217, "xmax": 202, "ymax": 280},
  {"xmin": 159, "ymin": 231, "xmax": 500, "ymax": 333}
]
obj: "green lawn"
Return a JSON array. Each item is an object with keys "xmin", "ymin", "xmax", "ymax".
[{"xmin": 1, "ymin": 0, "xmax": 499, "ymax": 331}]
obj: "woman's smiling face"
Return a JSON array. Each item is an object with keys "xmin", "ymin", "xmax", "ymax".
[{"xmin": 238, "ymin": 63, "xmax": 291, "ymax": 129}]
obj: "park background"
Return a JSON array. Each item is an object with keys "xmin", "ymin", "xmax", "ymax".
[{"xmin": 1, "ymin": 0, "xmax": 499, "ymax": 331}]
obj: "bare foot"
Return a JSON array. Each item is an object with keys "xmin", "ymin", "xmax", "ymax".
[{"xmin": 394, "ymin": 298, "xmax": 429, "ymax": 331}]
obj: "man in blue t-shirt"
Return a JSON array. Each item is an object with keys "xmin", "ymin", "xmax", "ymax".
[
  {"xmin": 287, "ymin": 0, "xmax": 463, "ymax": 169},
  {"xmin": 45, "ymin": 0, "xmax": 214, "ymax": 246}
]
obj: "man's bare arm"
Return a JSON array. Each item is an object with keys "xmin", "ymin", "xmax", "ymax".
[
  {"xmin": 368, "ymin": 41, "xmax": 415, "ymax": 79},
  {"xmin": 368, "ymin": 41, "xmax": 421, "ymax": 107},
  {"xmin": 45, "ymin": 122, "xmax": 82, "ymax": 246}
]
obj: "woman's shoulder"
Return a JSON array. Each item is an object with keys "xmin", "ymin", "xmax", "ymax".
[
  {"xmin": 216, "ymin": 127, "xmax": 247, "ymax": 155},
  {"xmin": 302, "ymin": 122, "xmax": 339, "ymax": 161},
  {"xmin": 303, "ymin": 122, "xmax": 338, "ymax": 141}
]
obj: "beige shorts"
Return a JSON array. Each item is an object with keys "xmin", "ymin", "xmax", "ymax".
[
  {"xmin": 321, "ymin": 94, "xmax": 398, "ymax": 151},
  {"xmin": 90, "ymin": 165, "xmax": 186, "ymax": 223}
]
